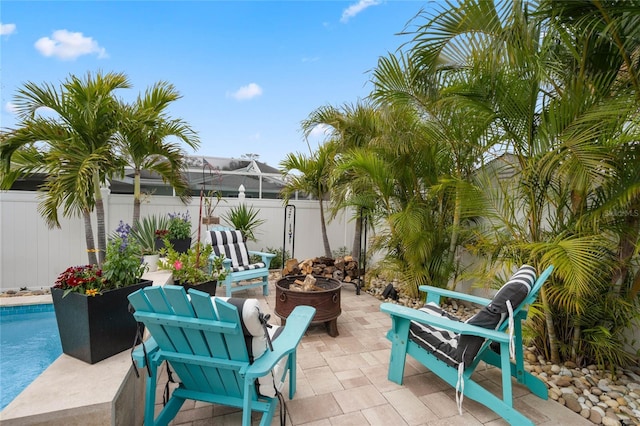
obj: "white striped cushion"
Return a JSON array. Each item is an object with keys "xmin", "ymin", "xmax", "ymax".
[
  {"xmin": 210, "ymin": 230, "xmax": 251, "ymax": 268},
  {"xmin": 410, "ymin": 265, "xmax": 537, "ymax": 368},
  {"xmin": 218, "ymin": 297, "xmax": 286, "ymax": 398},
  {"xmin": 409, "ymin": 302, "xmax": 460, "ymax": 367},
  {"xmin": 456, "ymin": 264, "xmax": 536, "ymax": 365}
]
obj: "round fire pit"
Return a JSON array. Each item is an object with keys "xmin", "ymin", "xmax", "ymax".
[{"xmin": 275, "ymin": 275, "xmax": 342, "ymax": 337}]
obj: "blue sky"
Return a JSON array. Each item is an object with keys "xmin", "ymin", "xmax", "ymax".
[{"xmin": 1, "ymin": 1, "xmax": 432, "ymax": 167}]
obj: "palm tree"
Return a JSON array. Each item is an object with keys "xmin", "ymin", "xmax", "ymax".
[
  {"xmin": 370, "ymin": 51, "xmax": 495, "ymax": 290},
  {"xmin": 279, "ymin": 142, "xmax": 336, "ymax": 258},
  {"xmin": 330, "ymin": 102, "xmax": 461, "ymax": 297},
  {"xmin": 394, "ymin": 0, "xmax": 640, "ymax": 367},
  {"xmin": 115, "ymin": 81, "xmax": 200, "ymax": 225},
  {"xmin": 300, "ymin": 101, "xmax": 382, "ymax": 262},
  {"xmin": 1, "ymin": 71, "xmax": 129, "ymax": 265}
]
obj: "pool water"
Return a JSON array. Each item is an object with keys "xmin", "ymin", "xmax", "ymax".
[{"xmin": 0, "ymin": 305, "xmax": 62, "ymax": 410}]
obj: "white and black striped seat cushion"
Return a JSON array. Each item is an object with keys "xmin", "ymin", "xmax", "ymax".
[
  {"xmin": 410, "ymin": 265, "xmax": 537, "ymax": 367},
  {"xmin": 216, "ymin": 297, "xmax": 286, "ymax": 398},
  {"xmin": 209, "ymin": 230, "xmax": 266, "ymax": 272},
  {"xmin": 409, "ymin": 302, "xmax": 461, "ymax": 367}
]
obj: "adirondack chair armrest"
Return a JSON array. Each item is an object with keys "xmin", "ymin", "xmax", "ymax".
[
  {"xmin": 131, "ymin": 336, "xmax": 160, "ymax": 368},
  {"xmin": 245, "ymin": 305, "xmax": 316, "ymax": 379},
  {"xmin": 247, "ymin": 250, "xmax": 276, "ymax": 268},
  {"xmin": 381, "ymin": 302, "xmax": 510, "ymax": 343},
  {"xmin": 418, "ymin": 285, "xmax": 492, "ymax": 306},
  {"xmin": 221, "ymin": 258, "xmax": 232, "ymax": 271}
]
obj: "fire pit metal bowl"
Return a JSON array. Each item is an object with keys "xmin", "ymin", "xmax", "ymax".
[{"xmin": 275, "ymin": 275, "xmax": 342, "ymax": 337}]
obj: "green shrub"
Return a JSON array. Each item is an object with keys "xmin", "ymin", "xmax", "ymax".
[{"xmin": 250, "ymin": 246, "xmax": 290, "ymax": 270}]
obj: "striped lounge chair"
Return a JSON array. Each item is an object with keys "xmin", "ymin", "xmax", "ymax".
[{"xmin": 206, "ymin": 229, "xmax": 276, "ymax": 297}]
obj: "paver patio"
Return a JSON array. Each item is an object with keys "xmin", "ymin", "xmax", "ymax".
[{"xmin": 155, "ymin": 275, "xmax": 589, "ymax": 426}]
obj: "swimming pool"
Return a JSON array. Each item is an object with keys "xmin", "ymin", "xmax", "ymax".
[{"xmin": 0, "ymin": 304, "xmax": 62, "ymax": 410}]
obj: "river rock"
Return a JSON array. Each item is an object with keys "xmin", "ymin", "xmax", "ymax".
[
  {"xmin": 564, "ymin": 393, "xmax": 582, "ymax": 413},
  {"xmin": 590, "ymin": 408, "xmax": 603, "ymax": 424},
  {"xmin": 601, "ymin": 415, "xmax": 621, "ymax": 426}
]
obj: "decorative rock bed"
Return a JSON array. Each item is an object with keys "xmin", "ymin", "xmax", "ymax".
[{"xmin": 367, "ymin": 278, "xmax": 640, "ymax": 426}]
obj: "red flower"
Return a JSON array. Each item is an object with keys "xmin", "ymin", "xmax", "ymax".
[{"xmin": 173, "ymin": 260, "xmax": 183, "ymax": 271}]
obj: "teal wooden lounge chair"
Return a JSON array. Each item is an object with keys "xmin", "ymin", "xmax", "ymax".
[
  {"xmin": 205, "ymin": 229, "xmax": 276, "ymax": 297},
  {"xmin": 128, "ymin": 285, "xmax": 315, "ymax": 426},
  {"xmin": 381, "ymin": 265, "xmax": 554, "ymax": 426}
]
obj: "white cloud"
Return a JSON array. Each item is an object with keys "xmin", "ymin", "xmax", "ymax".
[
  {"xmin": 308, "ymin": 124, "xmax": 331, "ymax": 139},
  {"xmin": 228, "ymin": 83, "xmax": 263, "ymax": 101},
  {"xmin": 34, "ymin": 29, "xmax": 108, "ymax": 60},
  {"xmin": 1, "ymin": 23, "xmax": 16, "ymax": 36},
  {"xmin": 340, "ymin": 0, "xmax": 381, "ymax": 23},
  {"xmin": 4, "ymin": 102, "xmax": 18, "ymax": 114},
  {"xmin": 302, "ymin": 56, "xmax": 319, "ymax": 63}
]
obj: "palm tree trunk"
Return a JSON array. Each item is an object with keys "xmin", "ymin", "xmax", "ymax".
[
  {"xmin": 94, "ymin": 173, "xmax": 106, "ymax": 265},
  {"xmin": 351, "ymin": 211, "xmax": 362, "ymax": 261},
  {"xmin": 83, "ymin": 209, "xmax": 98, "ymax": 265},
  {"xmin": 540, "ymin": 286, "xmax": 561, "ymax": 364},
  {"xmin": 612, "ymin": 199, "xmax": 640, "ymax": 297},
  {"xmin": 571, "ymin": 321, "xmax": 582, "ymax": 365},
  {"xmin": 446, "ymin": 182, "xmax": 462, "ymax": 290},
  {"xmin": 133, "ymin": 169, "xmax": 141, "ymax": 226},
  {"xmin": 319, "ymin": 199, "xmax": 332, "ymax": 257}
]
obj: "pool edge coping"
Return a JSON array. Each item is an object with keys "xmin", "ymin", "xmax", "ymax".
[
  {"xmin": 0, "ymin": 270, "xmax": 172, "ymax": 425},
  {"xmin": 0, "ymin": 295, "xmax": 53, "ymax": 307}
]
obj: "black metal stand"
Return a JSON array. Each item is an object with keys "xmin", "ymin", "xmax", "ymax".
[
  {"xmin": 356, "ymin": 208, "xmax": 368, "ymax": 295},
  {"xmin": 282, "ymin": 205, "xmax": 296, "ymax": 269}
]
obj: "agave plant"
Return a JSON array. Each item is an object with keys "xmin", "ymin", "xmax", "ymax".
[
  {"xmin": 130, "ymin": 214, "xmax": 170, "ymax": 255},
  {"xmin": 222, "ymin": 204, "xmax": 265, "ymax": 242}
]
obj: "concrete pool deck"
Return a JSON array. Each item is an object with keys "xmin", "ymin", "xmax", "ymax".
[{"xmin": 0, "ymin": 270, "xmax": 171, "ymax": 426}]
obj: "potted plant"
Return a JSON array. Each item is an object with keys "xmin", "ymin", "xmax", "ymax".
[
  {"xmin": 223, "ymin": 203, "xmax": 266, "ymax": 242},
  {"xmin": 159, "ymin": 241, "xmax": 227, "ymax": 296},
  {"xmin": 130, "ymin": 214, "xmax": 170, "ymax": 271},
  {"xmin": 154, "ymin": 211, "xmax": 193, "ymax": 253},
  {"xmin": 202, "ymin": 190, "xmax": 225, "ymax": 225},
  {"xmin": 51, "ymin": 221, "xmax": 152, "ymax": 364}
]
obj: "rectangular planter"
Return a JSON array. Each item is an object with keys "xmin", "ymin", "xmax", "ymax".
[
  {"xmin": 51, "ymin": 280, "xmax": 153, "ymax": 364},
  {"xmin": 175, "ymin": 280, "xmax": 218, "ymax": 296},
  {"xmin": 154, "ymin": 237, "xmax": 192, "ymax": 254},
  {"xmin": 202, "ymin": 216, "xmax": 220, "ymax": 225}
]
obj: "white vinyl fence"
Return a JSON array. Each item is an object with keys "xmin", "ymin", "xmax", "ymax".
[{"xmin": 0, "ymin": 190, "xmax": 356, "ymax": 292}]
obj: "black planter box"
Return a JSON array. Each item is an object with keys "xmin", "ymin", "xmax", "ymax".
[
  {"xmin": 155, "ymin": 237, "xmax": 192, "ymax": 254},
  {"xmin": 51, "ymin": 280, "xmax": 153, "ymax": 364},
  {"xmin": 175, "ymin": 280, "xmax": 218, "ymax": 296}
]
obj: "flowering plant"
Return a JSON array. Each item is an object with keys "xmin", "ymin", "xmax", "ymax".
[
  {"xmin": 53, "ymin": 221, "xmax": 147, "ymax": 297},
  {"xmin": 159, "ymin": 241, "xmax": 227, "ymax": 285},
  {"xmin": 101, "ymin": 221, "xmax": 147, "ymax": 288},
  {"xmin": 163, "ymin": 211, "xmax": 192, "ymax": 240},
  {"xmin": 53, "ymin": 264, "xmax": 105, "ymax": 297}
]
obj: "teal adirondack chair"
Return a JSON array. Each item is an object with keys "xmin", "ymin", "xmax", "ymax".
[
  {"xmin": 205, "ymin": 229, "xmax": 276, "ymax": 297},
  {"xmin": 128, "ymin": 285, "xmax": 315, "ymax": 426},
  {"xmin": 381, "ymin": 265, "xmax": 554, "ymax": 426}
]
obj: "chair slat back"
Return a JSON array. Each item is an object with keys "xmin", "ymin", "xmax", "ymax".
[{"xmin": 129, "ymin": 285, "xmax": 251, "ymax": 398}]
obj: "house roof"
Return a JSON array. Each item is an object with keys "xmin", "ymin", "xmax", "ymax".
[{"xmin": 113, "ymin": 156, "xmax": 286, "ymax": 198}]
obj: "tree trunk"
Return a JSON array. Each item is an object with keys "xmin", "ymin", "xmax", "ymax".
[
  {"xmin": 83, "ymin": 209, "xmax": 98, "ymax": 265},
  {"xmin": 351, "ymin": 211, "xmax": 362, "ymax": 262},
  {"xmin": 612, "ymin": 198, "xmax": 640, "ymax": 298},
  {"xmin": 446, "ymin": 181, "xmax": 462, "ymax": 290},
  {"xmin": 132, "ymin": 169, "xmax": 141, "ymax": 227},
  {"xmin": 94, "ymin": 173, "xmax": 106, "ymax": 265},
  {"xmin": 540, "ymin": 286, "xmax": 561, "ymax": 364},
  {"xmin": 571, "ymin": 321, "xmax": 581, "ymax": 364},
  {"xmin": 319, "ymin": 199, "xmax": 332, "ymax": 257}
]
